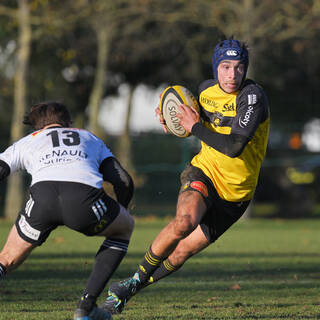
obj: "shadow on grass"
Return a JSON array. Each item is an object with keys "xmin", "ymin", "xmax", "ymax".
[
  {"xmin": 0, "ymin": 249, "xmax": 318, "ymax": 300},
  {"xmin": 3, "ymin": 258, "xmax": 319, "ymax": 284},
  {"xmin": 28, "ymin": 251, "xmax": 320, "ymax": 260}
]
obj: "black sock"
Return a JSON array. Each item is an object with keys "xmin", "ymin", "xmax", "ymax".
[
  {"xmin": 78, "ymin": 238, "xmax": 129, "ymax": 310},
  {"xmin": 151, "ymin": 258, "xmax": 181, "ymax": 282},
  {"xmin": 0, "ymin": 263, "xmax": 6, "ymax": 281},
  {"xmin": 141, "ymin": 258, "xmax": 181, "ymax": 289},
  {"xmin": 136, "ymin": 247, "xmax": 164, "ymax": 283}
]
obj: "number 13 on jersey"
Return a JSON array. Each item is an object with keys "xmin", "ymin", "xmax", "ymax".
[{"xmin": 47, "ymin": 130, "xmax": 80, "ymax": 147}]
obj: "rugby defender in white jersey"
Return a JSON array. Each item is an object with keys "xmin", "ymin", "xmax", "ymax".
[{"xmin": 0, "ymin": 101, "xmax": 135, "ymax": 320}]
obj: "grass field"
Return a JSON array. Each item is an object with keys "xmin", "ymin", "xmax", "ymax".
[{"xmin": 0, "ymin": 217, "xmax": 319, "ymax": 320}]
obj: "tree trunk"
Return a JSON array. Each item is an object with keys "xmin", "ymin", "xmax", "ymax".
[
  {"xmin": 116, "ymin": 86, "xmax": 145, "ymax": 190},
  {"xmin": 88, "ymin": 25, "xmax": 110, "ymax": 136},
  {"xmin": 4, "ymin": 0, "xmax": 31, "ymax": 221},
  {"xmin": 116, "ymin": 85, "xmax": 134, "ymax": 171},
  {"xmin": 242, "ymin": 0, "xmax": 255, "ymax": 80}
]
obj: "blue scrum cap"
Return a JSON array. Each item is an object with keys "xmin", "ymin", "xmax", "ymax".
[{"xmin": 212, "ymin": 39, "xmax": 249, "ymax": 80}]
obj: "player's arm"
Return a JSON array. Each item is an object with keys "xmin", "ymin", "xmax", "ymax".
[
  {"xmin": 0, "ymin": 160, "xmax": 10, "ymax": 181},
  {"xmin": 191, "ymin": 124, "xmax": 248, "ymax": 157},
  {"xmin": 177, "ymin": 78, "xmax": 247, "ymax": 156},
  {"xmin": 99, "ymin": 157, "xmax": 134, "ymax": 209},
  {"xmin": 177, "ymin": 103, "xmax": 248, "ymax": 157}
]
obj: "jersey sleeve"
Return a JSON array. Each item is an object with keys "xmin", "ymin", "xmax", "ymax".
[
  {"xmin": 0, "ymin": 159, "xmax": 10, "ymax": 181},
  {"xmin": 191, "ymin": 80, "xmax": 269, "ymax": 158},
  {"xmin": 0, "ymin": 141, "xmax": 24, "ymax": 173},
  {"xmin": 232, "ymin": 83, "xmax": 269, "ymax": 139},
  {"xmin": 99, "ymin": 157, "xmax": 134, "ymax": 208},
  {"xmin": 191, "ymin": 124, "xmax": 249, "ymax": 158},
  {"xmin": 98, "ymin": 139, "xmax": 114, "ymax": 163}
]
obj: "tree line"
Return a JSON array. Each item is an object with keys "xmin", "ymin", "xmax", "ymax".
[{"xmin": 0, "ymin": 0, "xmax": 319, "ymax": 220}]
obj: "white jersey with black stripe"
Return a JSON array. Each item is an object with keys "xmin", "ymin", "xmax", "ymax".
[{"xmin": 0, "ymin": 127, "xmax": 113, "ymax": 188}]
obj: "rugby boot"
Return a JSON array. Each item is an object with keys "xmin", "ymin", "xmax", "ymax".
[{"xmin": 101, "ymin": 273, "xmax": 141, "ymax": 314}]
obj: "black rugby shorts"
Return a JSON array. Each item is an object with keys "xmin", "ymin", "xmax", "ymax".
[
  {"xmin": 179, "ymin": 164, "xmax": 250, "ymax": 243},
  {"xmin": 15, "ymin": 181, "xmax": 120, "ymax": 245}
]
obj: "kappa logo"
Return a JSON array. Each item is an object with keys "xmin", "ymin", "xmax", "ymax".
[
  {"xmin": 226, "ymin": 50, "xmax": 238, "ymax": 56},
  {"xmin": 239, "ymin": 105, "xmax": 254, "ymax": 128}
]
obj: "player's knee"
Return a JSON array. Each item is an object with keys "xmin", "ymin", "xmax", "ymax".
[
  {"xmin": 0, "ymin": 252, "xmax": 16, "ymax": 272},
  {"xmin": 173, "ymin": 214, "xmax": 196, "ymax": 238}
]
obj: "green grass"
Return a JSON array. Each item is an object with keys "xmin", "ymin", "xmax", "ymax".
[{"xmin": 0, "ymin": 218, "xmax": 320, "ymax": 319}]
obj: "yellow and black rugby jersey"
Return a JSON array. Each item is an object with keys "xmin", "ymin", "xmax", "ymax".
[{"xmin": 191, "ymin": 79, "xmax": 270, "ymax": 202}]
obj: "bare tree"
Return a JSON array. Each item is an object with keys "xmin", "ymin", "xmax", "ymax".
[
  {"xmin": 85, "ymin": 0, "xmax": 146, "ymax": 135},
  {"xmin": 0, "ymin": 0, "xmax": 88, "ymax": 220},
  {"xmin": 87, "ymin": 7, "xmax": 113, "ymax": 136},
  {"xmin": 2, "ymin": 0, "xmax": 31, "ymax": 221}
]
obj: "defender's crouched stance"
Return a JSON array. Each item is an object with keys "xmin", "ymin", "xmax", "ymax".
[{"xmin": 0, "ymin": 102, "xmax": 135, "ymax": 320}]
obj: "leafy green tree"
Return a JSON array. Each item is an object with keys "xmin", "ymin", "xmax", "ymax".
[
  {"xmin": 105, "ymin": 0, "xmax": 221, "ymax": 184},
  {"xmin": 198, "ymin": 0, "xmax": 320, "ymax": 124}
]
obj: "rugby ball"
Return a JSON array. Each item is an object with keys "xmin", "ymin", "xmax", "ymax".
[{"xmin": 160, "ymin": 85, "xmax": 200, "ymax": 138}]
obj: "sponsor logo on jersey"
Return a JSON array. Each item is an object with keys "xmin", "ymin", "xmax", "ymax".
[
  {"xmin": 200, "ymin": 96, "xmax": 218, "ymax": 108},
  {"xmin": 239, "ymin": 105, "xmax": 254, "ymax": 128},
  {"xmin": 190, "ymin": 181, "xmax": 208, "ymax": 197},
  {"xmin": 222, "ymin": 103, "xmax": 235, "ymax": 112},
  {"xmin": 39, "ymin": 149, "xmax": 88, "ymax": 165},
  {"xmin": 211, "ymin": 111, "xmax": 224, "ymax": 127},
  {"xmin": 19, "ymin": 215, "xmax": 40, "ymax": 240},
  {"xmin": 226, "ymin": 50, "xmax": 238, "ymax": 56},
  {"xmin": 248, "ymin": 94, "xmax": 257, "ymax": 105}
]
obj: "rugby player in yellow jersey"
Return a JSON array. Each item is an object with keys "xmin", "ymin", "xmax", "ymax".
[{"xmin": 102, "ymin": 39, "xmax": 270, "ymax": 314}]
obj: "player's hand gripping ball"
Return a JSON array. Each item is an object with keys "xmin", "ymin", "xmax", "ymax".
[{"xmin": 160, "ymin": 85, "xmax": 200, "ymax": 138}]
